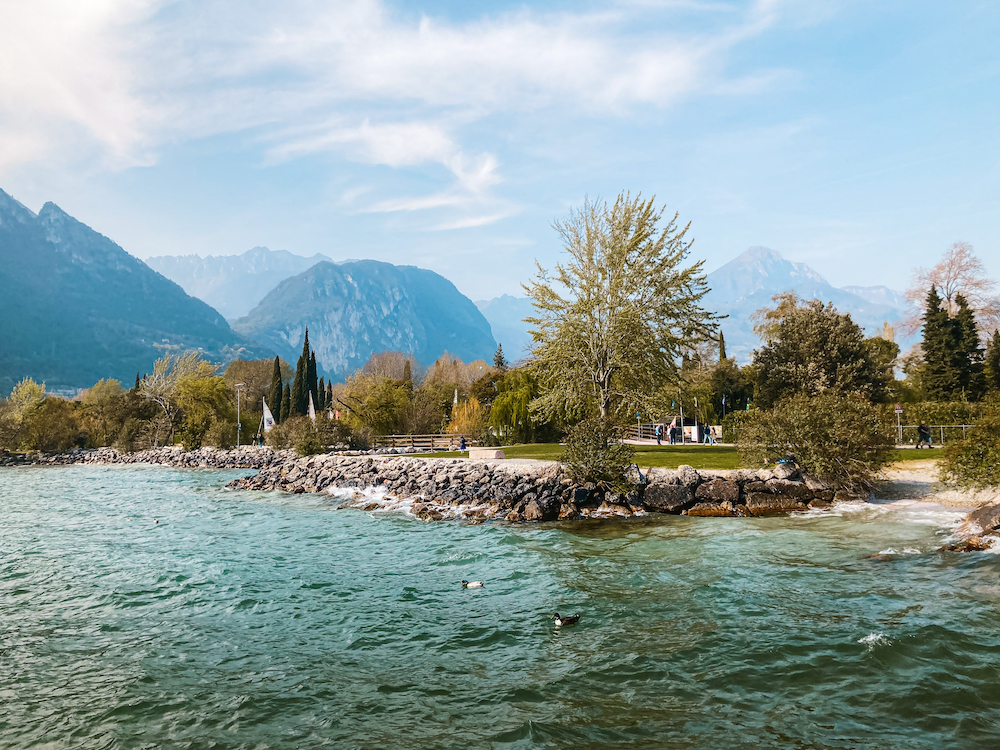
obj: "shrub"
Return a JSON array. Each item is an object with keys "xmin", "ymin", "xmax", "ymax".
[
  {"xmin": 721, "ymin": 410, "xmax": 753, "ymax": 443},
  {"xmin": 560, "ymin": 417, "xmax": 635, "ymax": 488},
  {"xmin": 940, "ymin": 416, "xmax": 1000, "ymax": 489},
  {"xmin": 737, "ymin": 393, "xmax": 895, "ymax": 493},
  {"xmin": 204, "ymin": 418, "xmax": 236, "ymax": 449}
]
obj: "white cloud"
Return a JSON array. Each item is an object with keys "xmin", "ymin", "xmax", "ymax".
[{"xmin": 0, "ymin": 0, "xmax": 803, "ymax": 226}]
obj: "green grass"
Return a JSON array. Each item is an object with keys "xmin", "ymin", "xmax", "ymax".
[{"xmin": 413, "ymin": 443, "xmax": 944, "ymax": 470}]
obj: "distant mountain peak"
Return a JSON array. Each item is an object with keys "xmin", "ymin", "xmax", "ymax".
[{"xmin": 0, "ymin": 188, "xmax": 38, "ymax": 225}]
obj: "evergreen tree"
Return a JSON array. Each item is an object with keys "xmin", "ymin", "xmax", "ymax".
[
  {"xmin": 719, "ymin": 331, "xmax": 727, "ymax": 361},
  {"xmin": 326, "ymin": 382, "xmax": 334, "ymax": 410},
  {"xmin": 985, "ymin": 330, "xmax": 1000, "ymax": 392},
  {"xmin": 133, "ymin": 373, "xmax": 140, "ymax": 391},
  {"xmin": 955, "ymin": 294, "xmax": 985, "ymax": 399},
  {"xmin": 920, "ymin": 286, "xmax": 962, "ymax": 400},
  {"xmin": 403, "ymin": 360, "xmax": 412, "ymax": 385},
  {"xmin": 281, "ymin": 383, "xmax": 292, "ymax": 421},
  {"xmin": 308, "ymin": 351, "xmax": 318, "ymax": 407},
  {"xmin": 268, "ymin": 356, "xmax": 284, "ymax": 423},
  {"xmin": 318, "ymin": 377, "xmax": 326, "ymax": 409},
  {"xmin": 290, "ymin": 356, "xmax": 305, "ymax": 417},
  {"xmin": 493, "ymin": 344, "xmax": 508, "ymax": 370}
]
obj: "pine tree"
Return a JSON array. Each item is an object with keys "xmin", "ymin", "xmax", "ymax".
[
  {"xmin": 493, "ymin": 344, "xmax": 508, "ymax": 370},
  {"xmin": 719, "ymin": 331, "xmax": 727, "ymax": 361},
  {"xmin": 282, "ymin": 383, "xmax": 292, "ymax": 421},
  {"xmin": 985, "ymin": 330, "xmax": 1000, "ymax": 392},
  {"xmin": 133, "ymin": 373, "xmax": 140, "ymax": 391},
  {"xmin": 955, "ymin": 294, "xmax": 985, "ymax": 400},
  {"xmin": 921, "ymin": 286, "xmax": 962, "ymax": 400},
  {"xmin": 268, "ymin": 356, "xmax": 284, "ymax": 423}
]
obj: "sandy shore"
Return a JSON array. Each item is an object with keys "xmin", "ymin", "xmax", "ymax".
[{"xmin": 874, "ymin": 459, "xmax": 1000, "ymax": 508}]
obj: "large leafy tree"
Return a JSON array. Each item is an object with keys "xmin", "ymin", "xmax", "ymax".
[
  {"xmin": 525, "ymin": 193, "xmax": 718, "ymax": 421},
  {"xmin": 751, "ymin": 293, "xmax": 891, "ymax": 408}
]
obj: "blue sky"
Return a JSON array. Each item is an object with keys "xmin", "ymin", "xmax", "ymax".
[{"xmin": 1, "ymin": 0, "xmax": 997, "ymax": 301}]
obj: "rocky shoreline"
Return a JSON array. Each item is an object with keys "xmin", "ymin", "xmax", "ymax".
[{"xmin": 222, "ymin": 452, "xmax": 848, "ymax": 521}]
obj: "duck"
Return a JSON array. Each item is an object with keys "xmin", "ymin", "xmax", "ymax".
[
  {"xmin": 461, "ymin": 580, "xmax": 485, "ymax": 588},
  {"xmin": 551, "ymin": 613, "xmax": 580, "ymax": 626}
]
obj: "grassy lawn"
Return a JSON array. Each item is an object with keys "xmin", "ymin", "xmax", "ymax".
[{"xmin": 414, "ymin": 444, "xmax": 944, "ymax": 470}]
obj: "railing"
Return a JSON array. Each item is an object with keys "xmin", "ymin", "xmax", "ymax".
[
  {"xmin": 375, "ymin": 434, "xmax": 479, "ymax": 450},
  {"xmin": 897, "ymin": 425, "xmax": 976, "ymax": 446},
  {"xmin": 623, "ymin": 423, "xmax": 722, "ymax": 443}
]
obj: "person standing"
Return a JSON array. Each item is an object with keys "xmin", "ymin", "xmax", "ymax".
[
  {"xmin": 655, "ymin": 423, "xmax": 663, "ymax": 445},
  {"xmin": 917, "ymin": 423, "xmax": 932, "ymax": 449}
]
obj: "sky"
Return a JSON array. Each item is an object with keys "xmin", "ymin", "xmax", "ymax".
[{"xmin": 1, "ymin": 0, "xmax": 998, "ymax": 302}]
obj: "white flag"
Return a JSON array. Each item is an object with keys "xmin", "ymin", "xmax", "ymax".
[
  {"xmin": 262, "ymin": 398, "xmax": 276, "ymax": 432},
  {"xmin": 308, "ymin": 391, "xmax": 316, "ymax": 422}
]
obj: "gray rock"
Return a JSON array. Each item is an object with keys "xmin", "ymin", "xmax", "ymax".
[
  {"xmin": 677, "ymin": 465, "xmax": 700, "ymax": 487},
  {"xmin": 966, "ymin": 502, "xmax": 1000, "ymax": 533},
  {"xmin": 764, "ymin": 479, "xmax": 814, "ymax": 500},
  {"xmin": 643, "ymin": 484, "xmax": 696, "ymax": 513},
  {"xmin": 694, "ymin": 479, "xmax": 740, "ymax": 503}
]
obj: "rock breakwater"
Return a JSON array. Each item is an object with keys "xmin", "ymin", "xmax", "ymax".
[
  {"xmin": 77, "ymin": 445, "xmax": 292, "ymax": 469},
  {"xmin": 226, "ymin": 453, "xmax": 842, "ymax": 522}
]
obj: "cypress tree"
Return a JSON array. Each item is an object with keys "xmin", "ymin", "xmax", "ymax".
[
  {"xmin": 268, "ymin": 356, "xmax": 284, "ymax": 423},
  {"xmin": 318, "ymin": 377, "xmax": 326, "ymax": 409},
  {"xmin": 985, "ymin": 330, "xmax": 1000, "ymax": 393},
  {"xmin": 308, "ymin": 351, "xmax": 318, "ymax": 407},
  {"xmin": 403, "ymin": 360, "xmax": 412, "ymax": 385},
  {"xmin": 326, "ymin": 382, "xmax": 334, "ymax": 411},
  {"xmin": 134, "ymin": 373, "xmax": 140, "ymax": 391},
  {"xmin": 291, "ymin": 356, "xmax": 305, "ymax": 417},
  {"xmin": 282, "ymin": 383, "xmax": 292, "ymax": 422},
  {"xmin": 719, "ymin": 331, "xmax": 727, "ymax": 361}
]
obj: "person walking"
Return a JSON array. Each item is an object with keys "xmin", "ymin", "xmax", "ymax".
[
  {"xmin": 655, "ymin": 423, "xmax": 663, "ymax": 445},
  {"xmin": 917, "ymin": 423, "xmax": 932, "ymax": 449}
]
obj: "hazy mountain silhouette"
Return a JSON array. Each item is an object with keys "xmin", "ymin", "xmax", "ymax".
[
  {"xmin": 0, "ymin": 189, "xmax": 268, "ymax": 395},
  {"xmin": 232, "ymin": 260, "xmax": 496, "ymax": 381}
]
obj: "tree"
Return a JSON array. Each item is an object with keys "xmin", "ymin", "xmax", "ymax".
[
  {"xmin": 985, "ymin": 330, "xmax": 1000, "ymax": 393},
  {"xmin": 80, "ymin": 378, "xmax": 126, "ymax": 446},
  {"xmin": 493, "ymin": 344, "xmax": 508, "ymax": 371},
  {"xmin": 955, "ymin": 294, "xmax": 985, "ymax": 399},
  {"xmin": 175, "ymin": 368, "xmax": 234, "ymax": 450},
  {"xmin": 308, "ymin": 351, "xmax": 318, "ymax": 408},
  {"xmin": 920, "ymin": 288, "xmax": 985, "ymax": 401},
  {"xmin": 525, "ymin": 192, "xmax": 718, "ymax": 421},
  {"xmin": 906, "ymin": 242, "xmax": 1000, "ymax": 337},
  {"xmin": 362, "ymin": 351, "xmax": 413, "ymax": 380},
  {"xmin": 719, "ymin": 331, "xmax": 727, "ymax": 361},
  {"xmin": 281, "ymin": 383, "xmax": 292, "ymax": 422},
  {"xmin": 751, "ymin": 293, "xmax": 891, "ymax": 408},
  {"xmin": 268, "ymin": 356, "xmax": 284, "ymax": 423}
]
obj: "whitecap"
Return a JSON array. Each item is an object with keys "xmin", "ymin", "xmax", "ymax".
[{"xmin": 858, "ymin": 632, "xmax": 891, "ymax": 650}]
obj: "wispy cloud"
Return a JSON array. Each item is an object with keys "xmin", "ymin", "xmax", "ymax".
[{"xmin": 0, "ymin": 0, "xmax": 803, "ymax": 226}]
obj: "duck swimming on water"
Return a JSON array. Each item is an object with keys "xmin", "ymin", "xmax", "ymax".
[
  {"xmin": 461, "ymin": 580, "xmax": 485, "ymax": 588},
  {"xmin": 551, "ymin": 613, "xmax": 580, "ymax": 626}
]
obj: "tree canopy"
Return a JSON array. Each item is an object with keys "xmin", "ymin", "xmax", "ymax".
[
  {"xmin": 751, "ymin": 293, "xmax": 892, "ymax": 408},
  {"xmin": 525, "ymin": 192, "xmax": 718, "ymax": 421}
]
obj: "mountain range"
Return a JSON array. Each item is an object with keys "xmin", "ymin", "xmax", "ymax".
[
  {"xmin": 473, "ymin": 246, "xmax": 914, "ymax": 365},
  {"xmin": 146, "ymin": 246, "xmax": 336, "ymax": 320},
  {"xmin": 0, "ymin": 189, "xmax": 267, "ymax": 395},
  {"xmin": 232, "ymin": 260, "xmax": 497, "ymax": 380}
]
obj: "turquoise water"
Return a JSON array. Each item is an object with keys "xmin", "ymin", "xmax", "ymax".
[{"xmin": 2, "ymin": 466, "xmax": 1000, "ymax": 749}]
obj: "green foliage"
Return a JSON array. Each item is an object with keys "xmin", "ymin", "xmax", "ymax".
[
  {"xmin": 80, "ymin": 378, "xmax": 126, "ymax": 446},
  {"xmin": 737, "ymin": 393, "xmax": 896, "ymax": 493},
  {"xmin": 526, "ymin": 192, "xmax": 718, "ymax": 422},
  {"xmin": 174, "ymin": 367, "xmax": 234, "ymax": 450},
  {"xmin": 721, "ymin": 409, "xmax": 753, "ymax": 442},
  {"xmin": 921, "ymin": 287, "xmax": 986, "ymax": 401},
  {"xmin": 940, "ymin": 416, "xmax": 1000, "ymax": 489},
  {"xmin": 493, "ymin": 344, "xmax": 508, "ymax": 370},
  {"xmin": 268, "ymin": 356, "xmax": 285, "ymax": 423},
  {"xmin": 986, "ymin": 330, "xmax": 1000, "ymax": 393},
  {"xmin": 204, "ymin": 418, "xmax": 237, "ymax": 449},
  {"xmin": 560, "ymin": 417, "xmax": 636, "ymax": 488},
  {"xmin": 752, "ymin": 294, "xmax": 892, "ymax": 408},
  {"xmin": 22, "ymin": 398, "xmax": 83, "ymax": 451}
]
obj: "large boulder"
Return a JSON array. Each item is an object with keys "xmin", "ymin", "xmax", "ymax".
[
  {"xmin": 695, "ymin": 479, "xmax": 740, "ymax": 503},
  {"xmin": 687, "ymin": 501, "xmax": 736, "ymax": 517},
  {"xmin": 764, "ymin": 479, "xmax": 814, "ymax": 500},
  {"xmin": 643, "ymin": 484, "xmax": 696, "ymax": 513},
  {"xmin": 965, "ymin": 502, "xmax": 1000, "ymax": 534},
  {"xmin": 745, "ymin": 492, "xmax": 807, "ymax": 515}
]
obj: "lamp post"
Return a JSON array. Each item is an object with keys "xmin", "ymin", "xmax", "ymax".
[{"xmin": 235, "ymin": 383, "xmax": 245, "ymax": 447}]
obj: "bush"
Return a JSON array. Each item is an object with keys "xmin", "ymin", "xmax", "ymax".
[
  {"xmin": 721, "ymin": 410, "xmax": 753, "ymax": 443},
  {"xmin": 941, "ymin": 416, "xmax": 1000, "ymax": 489},
  {"xmin": 204, "ymin": 418, "xmax": 236, "ymax": 449},
  {"xmin": 737, "ymin": 393, "xmax": 895, "ymax": 493},
  {"xmin": 560, "ymin": 417, "xmax": 635, "ymax": 488}
]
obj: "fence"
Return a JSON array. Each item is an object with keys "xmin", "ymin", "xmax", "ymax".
[
  {"xmin": 897, "ymin": 425, "xmax": 976, "ymax": 446},
  {"xmin": 375, "ymin": 434, "xmax": 479, "ymax": 450},
  {"xmin": 623, "ymin": 423, "xmax": 722, "ymax": 443}
]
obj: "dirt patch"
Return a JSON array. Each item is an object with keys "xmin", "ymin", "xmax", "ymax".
[{"xmin": 875, "ymin": 459, "xmax": 1000, "ymax": 507}]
